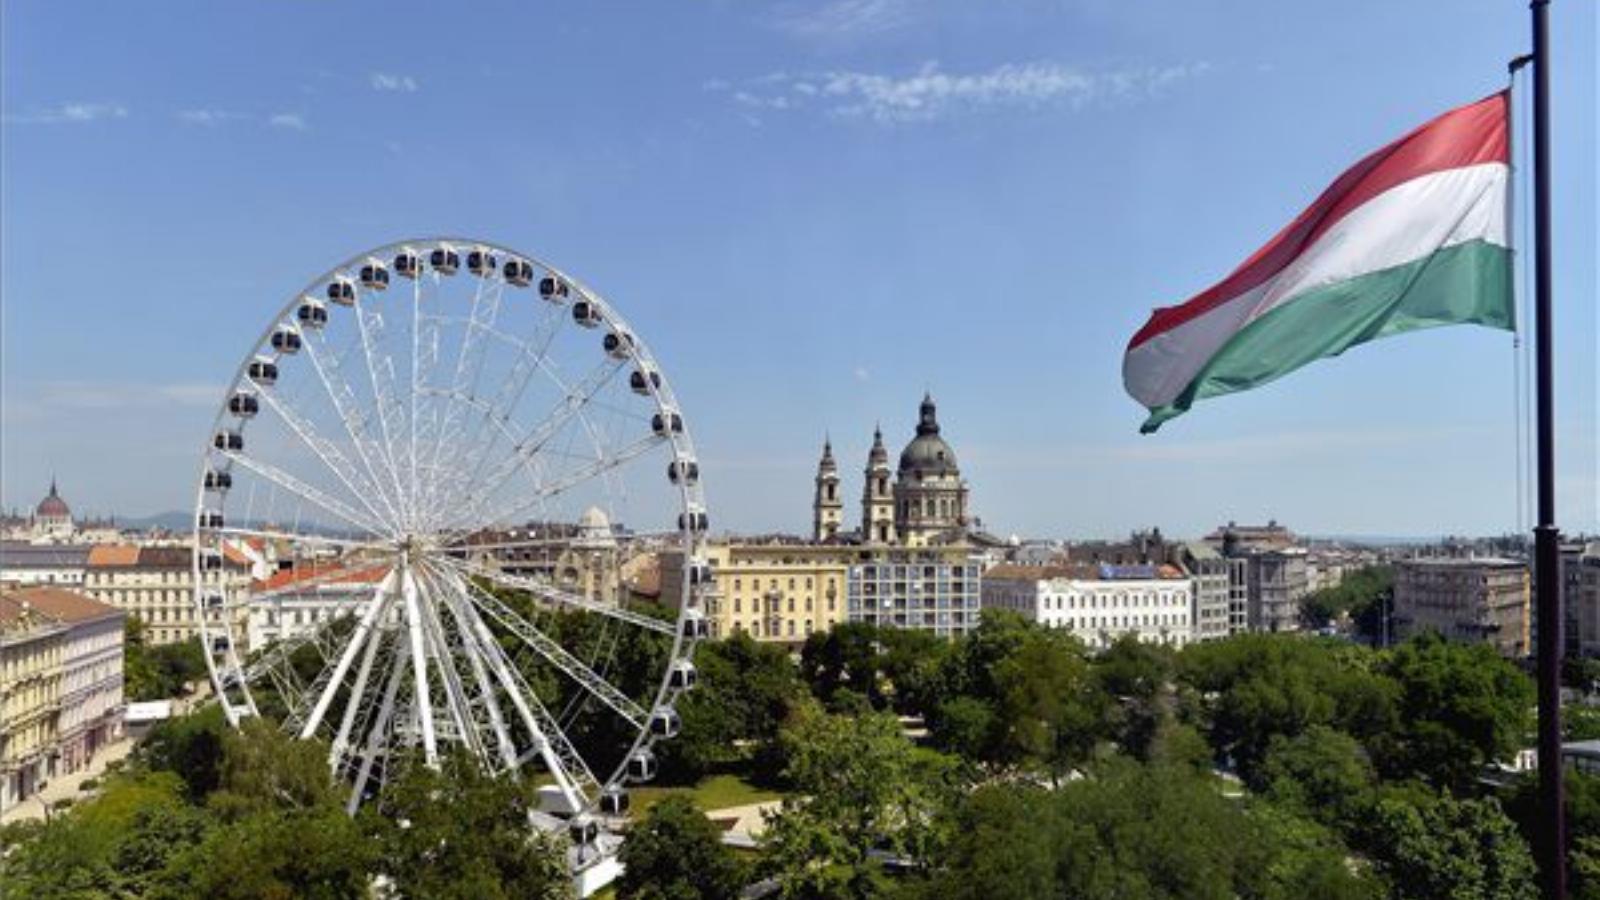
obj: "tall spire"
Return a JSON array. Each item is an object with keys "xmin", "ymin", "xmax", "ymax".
[
  {"xmin": 818, "ymin": 435, "xmax": 836, "ymax": 470},
  {"xmin": 868, "ymin": 424, "xmax": 888, "ymax": 464},
  {"xmin": 917, "ymin": 393, "xmax": 940, "ymax": 436}
]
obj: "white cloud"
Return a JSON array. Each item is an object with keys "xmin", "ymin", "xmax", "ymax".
[
  {"xmin": 268, "ymin": 113, "xmax": 308, "ymax": 131},
  {"xmin": 714, "ymin": 60, "xmax": 1211, "ymax": 124},
  {"xmin": 853, "ymin": 367, "xmax": 871, "ymax": 383},
  {"xmin": 18, "ymin": 381, "xmax": 222, "ymax": 412},
  {"xmin": 370, "ymin": 72, "xmax": 419, "ymax": 93},
  {"xmin": 773, "ymin": 0, "xmax": 912, "ymax": 40},
  {"xmin": 176, "ymin": 108, "xmax": 246, "ymax": 126},
  {"xmin": 2, "ymin": 102, "xmax": 129, "ymax": 125}
]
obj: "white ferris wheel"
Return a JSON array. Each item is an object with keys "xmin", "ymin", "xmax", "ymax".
[{"xmin": 190, "ymin": 239, "xmax": 711, "ymax": 857}]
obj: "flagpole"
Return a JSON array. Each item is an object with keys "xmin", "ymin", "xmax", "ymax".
[{"xmin": 1528, "ymin": 1, "xmax": 1565, "ymax": 898}]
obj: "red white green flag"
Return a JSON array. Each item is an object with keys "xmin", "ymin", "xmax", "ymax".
[{"xmin": 1123, "ymin": 92, "xmax": 1513, "ymax": 433}]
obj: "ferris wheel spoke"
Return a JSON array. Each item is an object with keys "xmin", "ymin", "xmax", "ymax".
[
  {"xmin": 436, "ymin": 554, "xmax": 675, "ymax": 636},
  {"xmin": 300, "ymin": 328, "xmax": 410, "ymax": 529},
  {"xmin": 211, "ymin": 525, "xmax": 391, "ymax": 553},
  {"xmin": 245, "ymin": 386, "xmax": 398, "ymax": 533},
  {"xmin": 456, "ymin": 576, "xmax": 648, "ymax": 728},
  {"xmin": 420, "ymin": 276, "xmax": 504, "ymax": 527},
  {"xmin": 428, "ymin": 299, "xmax": 569, "ymax": 522},
  {"xmin": 349, "ymin": 293, "xmax": 413, "ymax": 529},
  {"xmin": 461, "ymin": 433, "xmax": 667, "ymax": 532},
  {"xmin": 439, "ymin": 356, "xmax": 627, "ymax": 531},
  {"xmin": 222, "ymin": 450, "xmax": 392, "ymax": 539}
]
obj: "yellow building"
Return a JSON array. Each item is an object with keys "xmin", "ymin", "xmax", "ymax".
[
  {"xmin": 84, "ymin": 545, "xmax": 250, "ymax": 646},
  {"xmin": 1, "ymin": 593, "xmax": 65, "ymax": 814},
  {"xmin": 663, "ymin": 542, "xmax": 851, "ymax": 645}
]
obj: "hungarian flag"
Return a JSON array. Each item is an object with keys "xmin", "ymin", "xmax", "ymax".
[{"xmin": 1123, "ymin": 92, "xmax": 1513, "ymax": 433}]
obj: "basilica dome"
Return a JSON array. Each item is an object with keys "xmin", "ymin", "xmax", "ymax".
[{"xmin": 897, "ymin": 394, "xmax": 959, "ymax": 478}]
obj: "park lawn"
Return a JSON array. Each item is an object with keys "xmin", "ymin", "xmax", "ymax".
[{"xmin": 629, "ymin": 773, "xmax": 784, "ymax": 815}]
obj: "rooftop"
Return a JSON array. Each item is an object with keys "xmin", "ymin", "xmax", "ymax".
[{"xmin": 0, "ymin": 586, "xmax": 122, "ymax": 624}]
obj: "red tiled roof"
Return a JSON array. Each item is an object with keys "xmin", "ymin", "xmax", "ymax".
[
  {"xmin": 252, "ymin": 563, "xmax": 388, "ymax": 593},
  {"xmin": 86, "ymin": 545, "xmax": 140, "ymax": 567},
  {"xmin": 0, "ymin": 586, "xmax": 122, "ymax": 623}
]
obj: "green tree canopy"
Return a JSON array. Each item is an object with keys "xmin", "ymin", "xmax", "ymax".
[{"xmin": 616, "ymin": 795, "xmax": 747, "ymax": 900}]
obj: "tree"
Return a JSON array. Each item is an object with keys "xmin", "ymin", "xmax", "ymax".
[
  {"xmin": 762, "ymin": 704, "xmax": 955, "ymax": 898},
  {"xmin": 1259, "ymin": 725, "xmax": 1376, "ymax": 831},
  {"xmin": 800, "ymin": 622, "xmax": 888, "ymax": 708},
  {"xmin": 1094, "ymin": 634, "xmax": 1175, "ymax": 760},
  {"xmin": 373, "ymin": 751, "xmax": 569, "ymax": 900},
  {"xmin": 992, "ymin": 628, "xmax": 1105, "ymax": 783},
  {"xmin": 1177, "ymin": 634, "xmax": 1395, "ymax": 781},
  {"xmin": 616, "ymin": 796, "xmax": 747, "ymax": 900},
  {"xmin": 135, "ymin": 704, "xmax": 229, "ymax": 801},
  {"xmin": 1362, "ymin": 788, "xmax": 1536, "ymax": 900},
  {"xmin": 124, "ymin": 618, "xmax": 209, "ymax": 701},
  {"xmin": 1379, "ymin": 633, "xmax": 1534, "ymax": 788},
  {"xmin": 660, "ymin": 632, "xmax": 805, "ymax": 780},
  {"xmin": 914, "ymin": 759, "xmax": 1379, "ymax": 900},
  {"xmin": 1299, "ymin": 565, "xmax": 1392, "ymax": 632},
  {"xmin": 153, "ymin": 808, "xmax": 374, "ymax": 900}
]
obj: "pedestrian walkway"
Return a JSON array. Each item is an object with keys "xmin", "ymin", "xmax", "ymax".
[
  {"xmin": 704, "ymin": 798, "xmax": 785, "ymax": 846},
  {"xmin": 0, "ymin": 739, "xmax": 132, "ymax": 825}
]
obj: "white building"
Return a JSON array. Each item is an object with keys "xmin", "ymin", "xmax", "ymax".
[
  {"xmin": 983, "ymin": 563, "xmax": 1195, "ymax": 650},
  {"xmin": 247, "ymin": 563, "xmax": 385, "ymax": 648}
]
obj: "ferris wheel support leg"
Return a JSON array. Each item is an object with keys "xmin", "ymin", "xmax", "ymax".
[
  {"xmin": 400, "ymin": 563, "xmax": 439, "ymax": 768},
  {"xmin": 348, "ymin": 637, "xmax": 410, "ymax": 816},
  {"xmin": 329, "ymin": 617, "xmax": 389, "ymax": 772},
  {"xmin": 299, "ymin": 571, "xmax": 399, "ymax": 741},
  {"xmin": 461, "ymin": 593, "xmax": 586, "ymax": 810},
  {"xmin": 415, "ymin": 569, "xmax": 482, "ymax": 759},
  {"xmin": 429, "ymin": 566, "xmax": 519, "ymax": 772}
]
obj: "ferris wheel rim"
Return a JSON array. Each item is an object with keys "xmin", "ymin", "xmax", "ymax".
[{"xmin": 190, "ymin": 237, "xmax": 711, "ymax": 826}]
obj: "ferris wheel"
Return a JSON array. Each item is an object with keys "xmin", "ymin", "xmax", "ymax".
[{"xmin": 190, "ymin": 238, "xmax": 711, "ymax": 850}]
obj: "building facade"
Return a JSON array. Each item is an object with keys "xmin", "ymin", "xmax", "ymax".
[
  {"xmin": 1564, "ymin": 542, "xmax": 1600, "ymax": 659},
  {"xmin": 0, "ymin": 594, "xmax": 65, "ymax": 814},
  {"xmin": 1392, "ymin": 557, "xmax": 1530, "ymax": 656},
  {"xmin": 662, "ymin": 542, "xmax": 851, "ymax": 644},
  {"xmin": 0, "ymin": 542, "xmax": 91, "ymax": 587},
  {"xmin": 847, "ymin": 545, "xmax": 983, "ymax": 638},
  {"xmin": 247, "ymin": 564, "xmax": 386, "ymax": 648},
  {"xmin": 84, "ymin": 545, "xmax": 250, "ymax": 646},
  {"xmin": 983, "ymin": 564, "xmax": 1195, "ymax": 650},
  {"xmin": 1178, "ymin": 542, "xmax": 1233, "ymax": 641},
  {"xmin": 12, "ymin": 588, "xmax": 124, "ymax": 775},
  {"xmin": 1242, "ymin": 548, "xmax": 1308, "ymax": 633}
]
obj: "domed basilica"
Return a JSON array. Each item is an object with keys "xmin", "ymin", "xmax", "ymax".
[{"xmin": 813, "ymin": 394, "xmax": 972, "ymax": 548}]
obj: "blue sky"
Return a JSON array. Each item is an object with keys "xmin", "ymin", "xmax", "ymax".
[{"xmin": 2, "ymin": 0, "xmax": 1594, "ymax": 539}]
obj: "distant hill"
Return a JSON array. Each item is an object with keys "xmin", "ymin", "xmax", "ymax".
[{"xmin": 114, "ymin": 510, "xmax": 194, "ymax": 532}]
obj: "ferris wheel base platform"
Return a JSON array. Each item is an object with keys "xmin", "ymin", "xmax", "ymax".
[{"xmin": 572, "ymin": 852, "xmax": 622, "ymax": 897}]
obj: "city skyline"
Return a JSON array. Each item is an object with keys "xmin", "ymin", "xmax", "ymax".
[{"xmin": 3, "ymin": 1, "xmax": 1595, "ymax": 539}]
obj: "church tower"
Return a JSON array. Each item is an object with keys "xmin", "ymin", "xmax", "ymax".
[
  {"xmin": 861, "ymin": 427, "xmax": 895, "ymax": 544},
  {"xmin": 892, "ymin": 394, "xmax": 969, "ymax": 547},
  {"xmin": 812, "ymin": 438, "xmax": 843, "ymax": 541}
]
